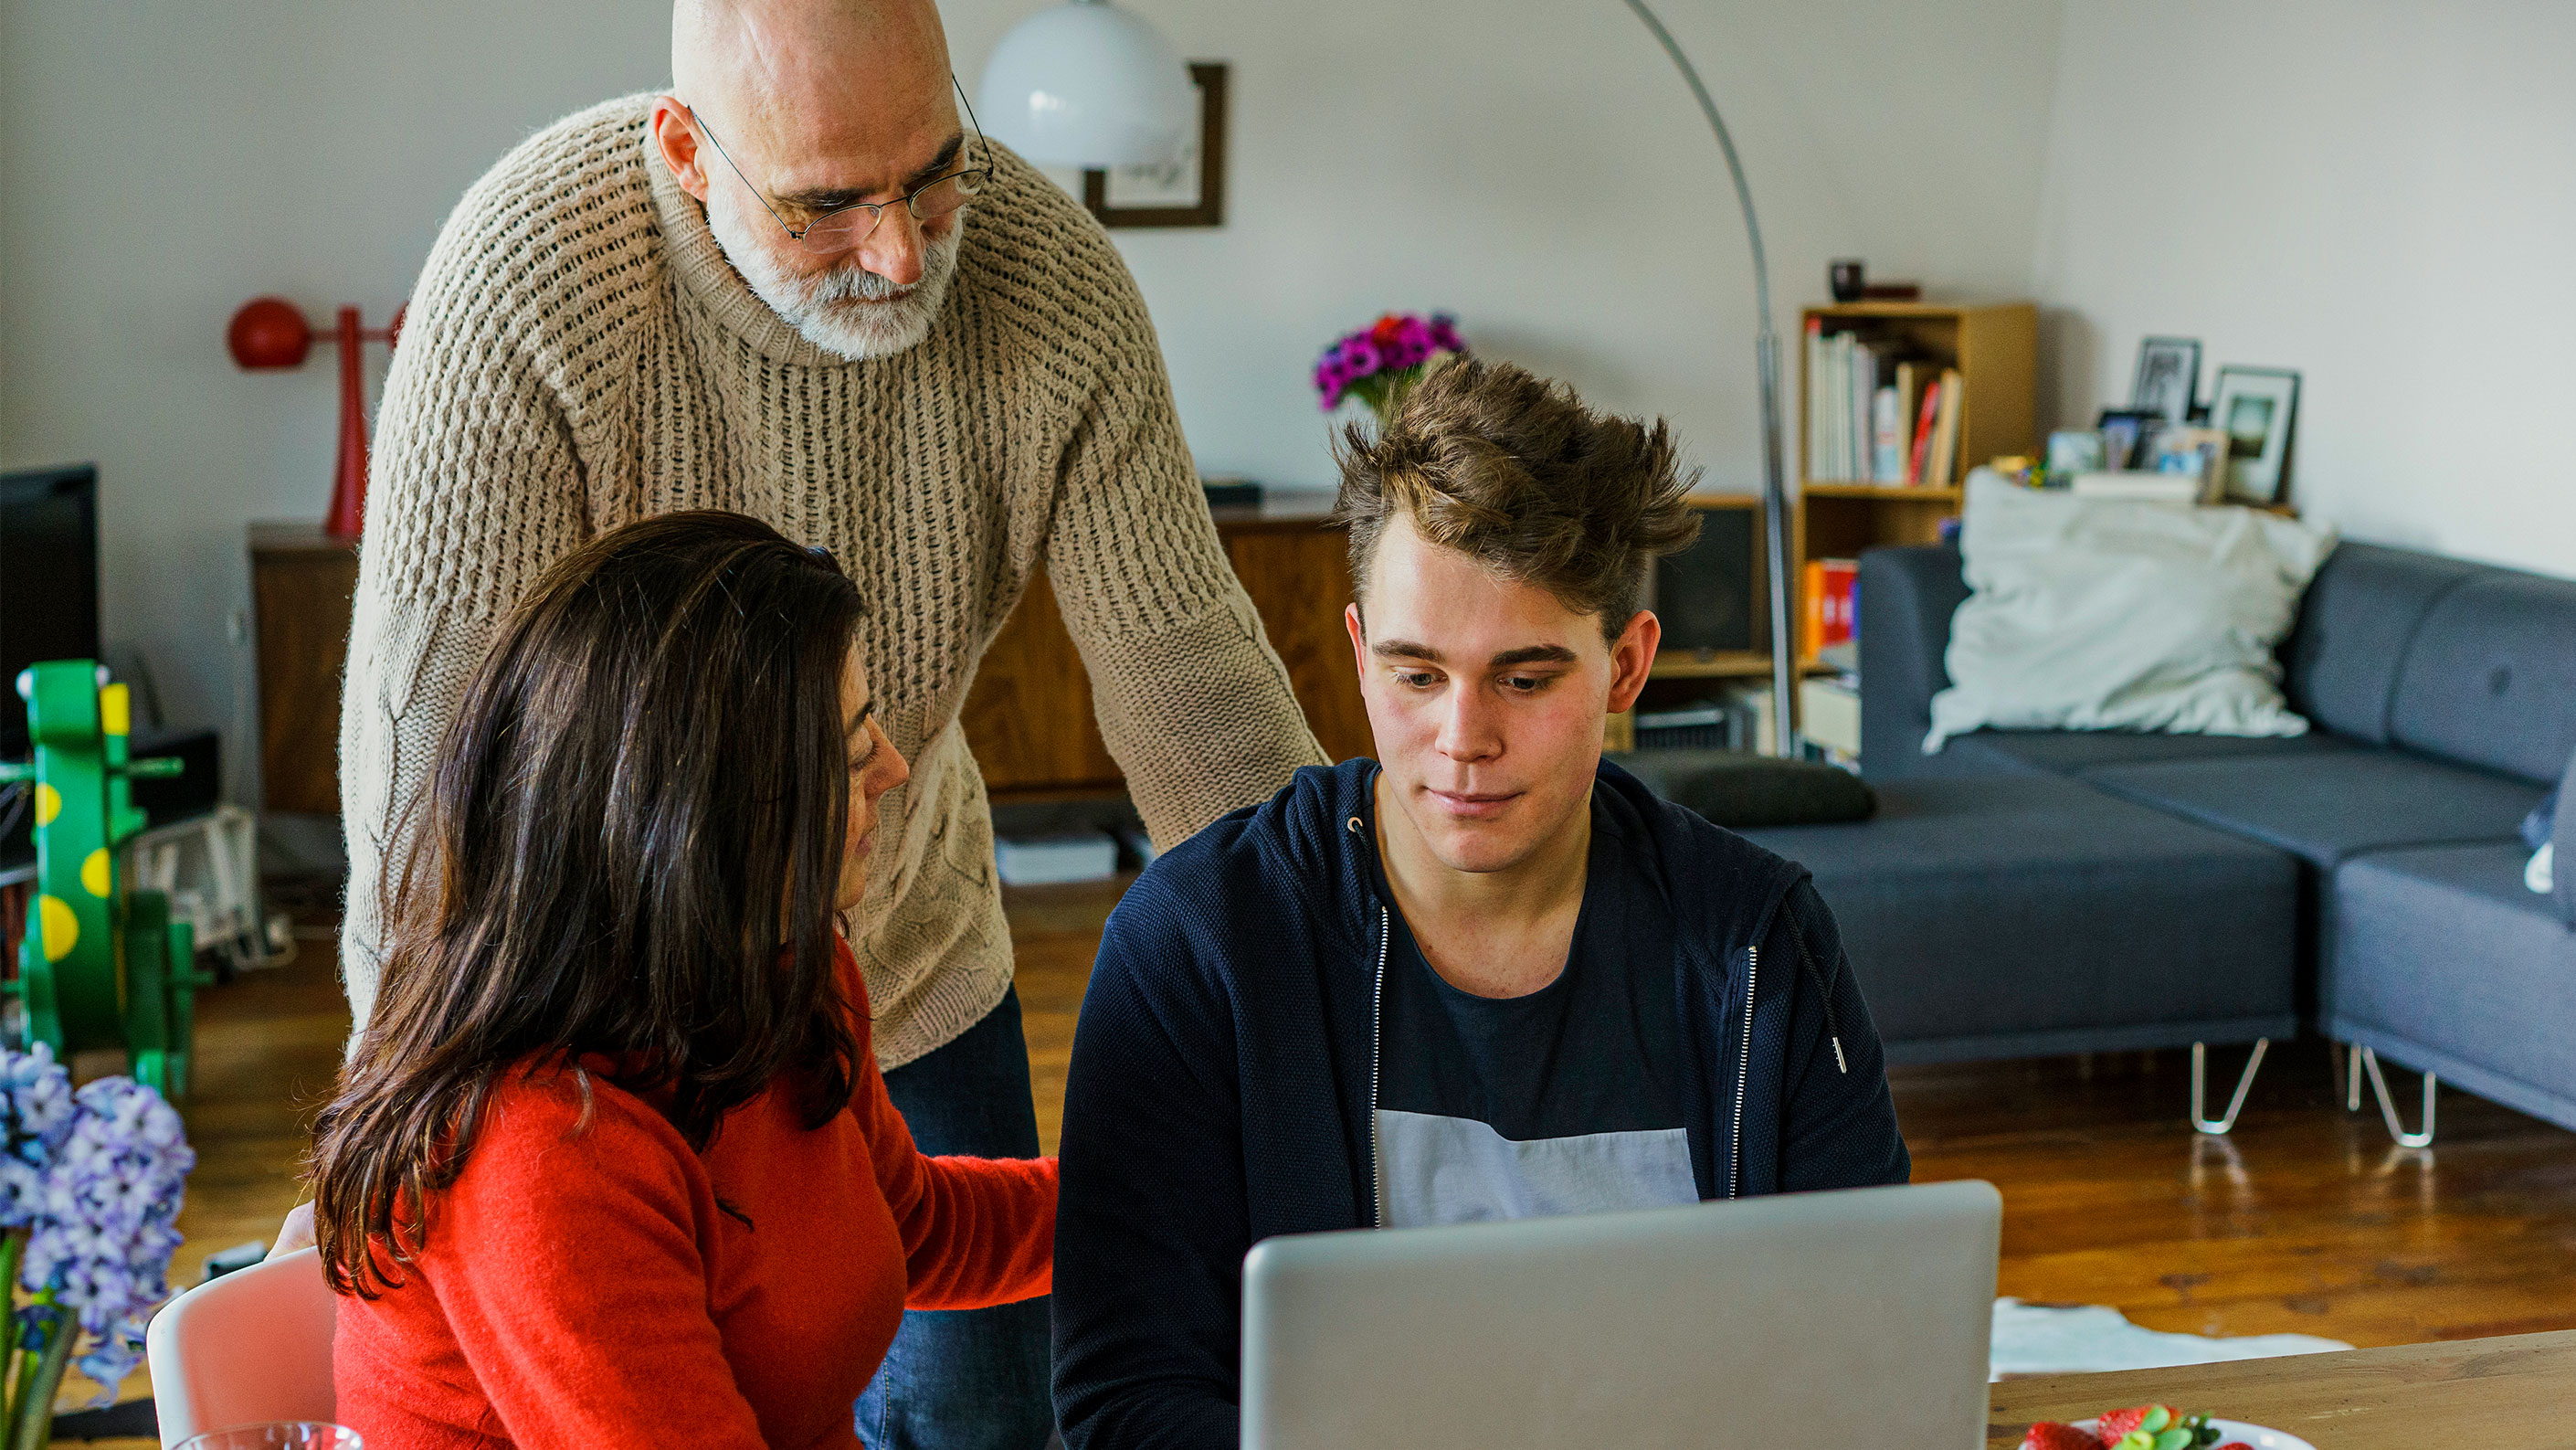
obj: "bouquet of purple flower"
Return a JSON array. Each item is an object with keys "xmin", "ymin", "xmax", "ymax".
[
  {"xmin": 1312, "ymin": 312, "xmax": 1466, "ymax": 421},
  {"xmin": 0, "ymin": 1043, "xmax": 193, "ymax": 1445}
]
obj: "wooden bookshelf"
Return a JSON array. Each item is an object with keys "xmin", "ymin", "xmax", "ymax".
[
  {"xmin": 1793, "ymin": 301, "xmax": 2036, "ymax": 672},
  {"xmin": 1649, "ymin": 650, "xmax": 1774, "ymax": 681}
]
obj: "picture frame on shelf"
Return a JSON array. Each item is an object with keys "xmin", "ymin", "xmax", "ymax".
[
  {"xmin": 2210, "ymin": 366, "xmax": 2301, "ymax": 505},
  {"xmin": 1082, "ymin": 61, "xmax": 1229, "ymax": 228},
  {"xmin": 2146, "ymin": 425, "xmax": 2231, "ymax": 503},
  {"xmin": 2131, "ymin": 336, "xmax": 2202, "ymax": 423},
  {"xmin": 2046, "ymin": 429, "xmax": 2106, "ymax": 474},
  {"xmin": 2095, "ymin": 407, "xmax": 2159, "ymax": 469}
]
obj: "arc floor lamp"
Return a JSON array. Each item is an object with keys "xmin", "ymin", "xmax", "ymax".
[{"xmin": 981, "ymin": 0, "xmax": 1800, "ymax": 756}]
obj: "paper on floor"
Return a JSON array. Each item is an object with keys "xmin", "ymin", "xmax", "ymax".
[{"xmin": 1990, "ymin": 1297, "xmax": 2350, "ymax": 1381}]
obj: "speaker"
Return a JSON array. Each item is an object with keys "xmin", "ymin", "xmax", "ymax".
[{"xmin": 1652, "ymin": 498, "xmax": 1765, "ymax": 654}]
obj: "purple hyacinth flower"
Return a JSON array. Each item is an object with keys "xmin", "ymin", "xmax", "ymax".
[{"xmin": 2, "ymin": 1066, "xmax": 194, "ymax": 1402}]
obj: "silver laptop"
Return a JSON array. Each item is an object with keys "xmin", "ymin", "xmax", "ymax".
[{"xmin": 1240, "ymin": 1180, "xmax": 2001, "ymax": 1450}]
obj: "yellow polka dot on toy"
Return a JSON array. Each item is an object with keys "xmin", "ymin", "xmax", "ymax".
[
  {"xmin": 81, "ymin": 848, "xmax": 111, "ymax": 898},
  {"xmin": 37, "ymin": 895, "xmax": 79, "ymax": 963}
]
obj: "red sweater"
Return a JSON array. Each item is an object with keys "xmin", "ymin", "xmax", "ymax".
[{"xmin": 334, "ymin": 943, "xmax": 1056, "ymax": 1450}]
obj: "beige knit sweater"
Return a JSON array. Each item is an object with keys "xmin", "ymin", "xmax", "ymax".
[{"xmin": 341, "ymin": 95, "xmax": 1325, "ymax": 1067}]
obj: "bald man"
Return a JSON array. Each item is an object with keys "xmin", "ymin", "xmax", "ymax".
[{"xmin": 330, "ymin": 3, "xmax": 1325, "ymax": 1445}]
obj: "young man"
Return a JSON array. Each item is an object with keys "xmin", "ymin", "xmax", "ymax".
[{"xmin": 1050, "ymin": 359, "xmax": 1912, "ymax": 1450}]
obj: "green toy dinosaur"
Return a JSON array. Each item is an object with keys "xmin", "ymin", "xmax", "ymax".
[{"xmin": 2, "ymin": 660, "xmax": 206, "ymax": 1098}]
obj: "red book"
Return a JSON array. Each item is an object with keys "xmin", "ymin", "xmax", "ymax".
[
  {"xmin": 1906, "ymin": 380, "xmax": 1942, "ymax": 484},
  {"xmin": 1818, "ymin": 559, "xmax": 1859, "ymax": 650}
]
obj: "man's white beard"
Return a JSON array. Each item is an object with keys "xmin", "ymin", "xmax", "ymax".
[{"xmin": 707, "ymin": 188, "xmax": 963, "ymax": 361}]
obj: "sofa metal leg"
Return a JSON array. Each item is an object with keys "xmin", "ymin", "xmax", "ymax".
[
  {"xmin": 2358, "ymin": 1046, "xmax": 2437, "ymax": 1148},
  {"xmin": 2190, "ymin": 1039, "xmax": 2269, "ymax": 1137},
  {"xmin": 2345, "ymin": 1042, "xmax": 2364, "ymax": 1112}
]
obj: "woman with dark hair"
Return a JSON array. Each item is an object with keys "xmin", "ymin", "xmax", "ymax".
[{"xmin": 311, "ymin": 512, "xmax": 1054, "ymax": 1450}]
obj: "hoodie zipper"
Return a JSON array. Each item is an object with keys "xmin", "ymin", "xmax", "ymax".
[
  {"xmin": 1369, "ymin": 904, "xmax": 1389, "ymax": 1228},
  {"xmin": 1730, "ymin": 943, "xmax": 1756, "ymax": 1199}
]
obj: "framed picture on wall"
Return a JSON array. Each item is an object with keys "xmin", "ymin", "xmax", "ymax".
[
  {"xmin": 2130, "ymin": 336, "xmax": 2202, "ymax": 423},
  {"xmin": 2210, "ymin": 366, "xmax": 2301, "ymax": 505},
  {"xmin": 1082, "ymin": 61, "xmax": 1229, "ymax": 228}
]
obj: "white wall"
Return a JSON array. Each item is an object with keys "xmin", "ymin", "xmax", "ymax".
[
  {"xmin": 945, "ymin": 0, "xmax": 2064, "ymax": 492},
  {"xmin": 2032, "ymin": 0, "xmax": 2576, "ymax": 577},
  {"xmin": 0, "ymin": 1, "xmax": 671, "ymax": 798},
  {"xmin": 0, "ymin": 0, "xmax": 2064, "ymax": 798}
]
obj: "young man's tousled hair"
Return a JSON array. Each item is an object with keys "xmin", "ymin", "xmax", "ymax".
[{"xmin": 1332, "ymin": 357, "xmax": 1702, "ymax": 642}]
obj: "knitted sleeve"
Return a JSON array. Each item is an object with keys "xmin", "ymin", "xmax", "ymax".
[
  {"xmin": 1039, "ymin": 270, "xmax": 1327, "ymax": 849},
  {"xmin": 337, "ymin": 180, "xmax": 597, "ymax": 1032}
]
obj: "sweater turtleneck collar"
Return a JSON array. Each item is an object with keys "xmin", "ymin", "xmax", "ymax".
[{"xmin": 644, "ymin": 128, "xmax": 862, "ymax": 372}]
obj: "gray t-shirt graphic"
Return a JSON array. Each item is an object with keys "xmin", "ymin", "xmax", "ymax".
[{"xmin": 1370, "ymin": 788, "xmax": 1698, "ymax": 1228}]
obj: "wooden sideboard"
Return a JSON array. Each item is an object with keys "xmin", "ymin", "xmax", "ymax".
[
  {"xmin": 247, "ymin": 503, "xmax": 1372, "ymax": 817},
  {"xmin": 248, "ymin": 523, "xmax": 360, "ymax": 816},
  {"xmin": 961, "ymin": 500, "xmax": 1374, "ymax": 799}
]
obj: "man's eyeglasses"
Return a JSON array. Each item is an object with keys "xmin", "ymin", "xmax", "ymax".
[{"xmin": 691, "ymin": 76, "xmax": 991, "ymax": 255}]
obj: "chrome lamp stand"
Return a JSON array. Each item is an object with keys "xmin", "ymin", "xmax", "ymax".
[{"xmin": 1619, "ymin": 0, "xmax": 1797, "ymax": 757}]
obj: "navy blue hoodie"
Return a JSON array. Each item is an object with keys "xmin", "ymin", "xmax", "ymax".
[{"xmin": 1051, "ymin": 758, "xmax": 1910, "ymax": 1450}]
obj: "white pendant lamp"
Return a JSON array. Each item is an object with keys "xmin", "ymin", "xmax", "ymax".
[{"xmin": 976, "ymin": 0, "xmax": 1196, "ymax": 169}]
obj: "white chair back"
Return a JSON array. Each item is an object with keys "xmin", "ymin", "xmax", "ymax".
[{"xmin": 145, "ymin": 1247, "xmax": 340, "ymax": 1448}]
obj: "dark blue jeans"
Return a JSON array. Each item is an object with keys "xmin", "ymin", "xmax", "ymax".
[{"xmin": 857, "ymin": 988, "xmax": 1056, "ymax": 1450}]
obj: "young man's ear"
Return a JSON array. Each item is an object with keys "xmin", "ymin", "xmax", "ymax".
[
  {"xmin": 650, "ymin": 95, "xmax": 713, "ymax": 202},
  {"xmin": 1607, "ymin": 610, "xmax": 1660, "ymax": 714},
  {"xmin": 1345, "ymin": 602, "xmax": 1367, "ymax": 678}
]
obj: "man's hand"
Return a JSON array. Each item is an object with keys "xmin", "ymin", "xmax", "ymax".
[{"xmin": 268, "ymin": 1200, "xmax": 318, "ymax": 1259}]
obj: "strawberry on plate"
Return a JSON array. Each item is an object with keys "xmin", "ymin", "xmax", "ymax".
[
  {"xmin": 2022, "ymin": 1424, "xmax": 2100, "ymax": 1450},
  {"xmin": 2065, "ymin": 1407, "xmax": 2314, "ymax": 1450},
  {"xmin": 2096, "ymin": 1406, "xmax": 2161, "ymax": 1442}
]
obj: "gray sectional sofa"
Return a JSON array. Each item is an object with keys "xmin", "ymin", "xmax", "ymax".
[{"xmin": 1736, "ymin": 540, "xmax": 2576, "ymax": 1144}]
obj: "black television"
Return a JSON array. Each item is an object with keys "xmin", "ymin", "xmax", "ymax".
[{"xmin": 2, "ymin": 463, "xmax": 101, "ymax": 763}]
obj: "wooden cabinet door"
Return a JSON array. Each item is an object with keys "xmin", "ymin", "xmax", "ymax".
[
  {"xmin": 1225, "ymin": 527, "xmax": 1374, "ymax": 765},
  {"xmin": 249, "ymin": 526, "xmax": 360, "ymax": 816},
  {"xmin": 959, "ymin": 519, "xmax": 1377, "ymax": 799},
  {"xmin": 956, "ymin": 568, "xmax": 1122, "ymax": 797}
]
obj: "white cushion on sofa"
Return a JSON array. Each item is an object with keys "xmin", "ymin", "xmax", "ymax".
[{"xmin": 1925, "ymin": 473, "xmax": 2339, "ymax": 753}]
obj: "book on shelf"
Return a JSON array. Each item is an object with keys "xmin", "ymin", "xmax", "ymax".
[
  {"xmin": 1804, "ymin": 319, "xmax": 1834, "ymax": 482},
  {"xmin": 1805, "ymin": 325, "xmax": 1956, "ymax": 486},
  {"xmin": 1922, "ymin": 367, "xmax": 1965, "ymax": 486},
  {"xmin": 1797, "ymin": 677, "xmax": 1863, "ymax": 760},
  {"xmin": 1871, "ymin": 383, "xmax": 1905, "ymax": 482},
  {"xmin": 1885, "ymin": 361, "xmax": 1925, "ymax": 483},
  {"xmin": 1848, "ymin": 339, "xmax": 1877, "ymax": 487},
  {"xmin": 1800, "ymin": 557, "xmax": 1859, "ymax": 664},
  {"xmin": 1906, "ymin": 377, "xmax": 1941, "ymax": 484}
]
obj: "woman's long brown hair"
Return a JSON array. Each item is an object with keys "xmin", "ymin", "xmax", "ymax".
[{"xmin": 311, "ymin": 512, "xmax": 866, "ymax": 1296}]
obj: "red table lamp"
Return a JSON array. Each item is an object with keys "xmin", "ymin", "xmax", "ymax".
[{"xmin": 227, "ymin": 298, "xmax": 405, "ymax": 540}]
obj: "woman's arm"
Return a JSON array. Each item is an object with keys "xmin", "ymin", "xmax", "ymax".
[{"xmin": 858, "ymin": 1053, "xmax": 1059, "ymax": 1311}]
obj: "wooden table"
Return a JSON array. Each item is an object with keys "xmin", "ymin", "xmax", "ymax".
[{"xmin": 1986, "ymin": 1330, "xmax": 2576, "ymax": 1447}]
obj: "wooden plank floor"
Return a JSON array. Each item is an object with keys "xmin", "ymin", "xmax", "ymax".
[{"xmin": 135, "ymin": 879, "xmax": 2576, "ymax": 1426}]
